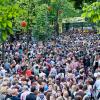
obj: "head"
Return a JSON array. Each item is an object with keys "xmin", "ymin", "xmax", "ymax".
[
  {"xmin": 63, "ymin": 90, "xmax": 69, "ymax": 98},
  {"xmin": 31, "ymin": 80, "xmax": 37, "ymax": 86},
  {"xmin": 74, "ymin": 95, "xmax": 82, "ymax": 100},
  {"xmin": 57, "ymin": 90, "xmax": 62, "ymax": 97},
  {"xmin": 71, "ymin": 85, "xmax": 78, "ymax": 92},
  {"xmin": 31, "ymin": 86, "xmax": 36, "ymax": 93},
  {"xmin": 39, "ymin": 86, "xmax": 44, "ymax": 93},
  {"xmin": 12, "ymin": 88, "xmax": 18, "ymax": 96},
  {"xmin": 22, "ymin": 85, "xmax": 28, "ymax": 92},
  {"xmin": 7, "ymin": 88, "xmax": 12, "ymax": 95},
  {"xmin": 78, "ymin": 84, "xmax": 83, "ymax": 90},
  {"xmin": 83, "ymin": 85, "xmax": 87, "ymax": 91},
  {"xmin": 50, "ymin": 94, "xmax": 56, "ymax": 100},
  {"xmin": 0, "ymin": 86, "xmax": 7, "ymax": 94}
]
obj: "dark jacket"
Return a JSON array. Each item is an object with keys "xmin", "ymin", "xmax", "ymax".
[
  {"xmin": 5, "ymin": 94, "xmax": 12, "ymax": 100},
  {"xmin": 26, "ymin": 93, "xmax": 36, "ymax": 100},
  {"xmin": 11, "ymin": 96, "xmax": 20, "ymax": 100}
]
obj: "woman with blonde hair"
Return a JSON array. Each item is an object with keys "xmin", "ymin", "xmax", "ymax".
[{"xmin": 0, "ymin": 86, "xmax": 8, "ymax": 100}]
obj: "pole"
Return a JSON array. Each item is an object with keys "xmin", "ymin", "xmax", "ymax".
[{"xmin": 54, "ymin": 9, "xmax": 59, "ymax": 35}]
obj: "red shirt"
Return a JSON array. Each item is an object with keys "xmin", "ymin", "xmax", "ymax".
[{"xmin": 25, "ymin": 69, "xmax": 32, "ymax": 77}]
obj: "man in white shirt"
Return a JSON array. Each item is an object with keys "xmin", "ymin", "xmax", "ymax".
[{"xmin": 0, "ymin": 67, "xmax": 6, "ymax": 77}]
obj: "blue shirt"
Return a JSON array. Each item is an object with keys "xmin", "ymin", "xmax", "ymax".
[{"xmin": 5, "ymin": 62, "xmax": 10, "ymax": 69}]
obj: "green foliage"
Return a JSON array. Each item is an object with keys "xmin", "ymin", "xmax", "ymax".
[
  {"xmin": 47, "ymin": 0, "xmax": 80, "ymax": 34},
  {"xmin": 0, "ymin": 0, "xmax": 81, "ymax": 41},
  {"xmin": 69, "ymin": 0, "xmax": 97, "ymax": 9},
  {"xmin": 14, "ymin": 0, "xmax": 80, "ymax": 38},
  {"xmin": 82, "ymin": 2, "xmax": 100, "ymax": 25},
  {"xmin": 33, "ymin": 4, "xmax": 52, "ymax": 41},
  {"xmin": 48, "ymin": 0, "xmax": 79, "ymax": 19},
  {"xmin": 0, "ymin": 0, "xmax": 23, "ymax": 41}
]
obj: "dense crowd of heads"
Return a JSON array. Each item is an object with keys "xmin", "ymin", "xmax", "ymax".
[{"xmin": 0, "ymin": 30, "xmax": 100, "ymax": 100}]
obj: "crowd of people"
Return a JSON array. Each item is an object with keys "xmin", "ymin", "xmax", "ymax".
[{"xmin": 0, "ymin": 30, "xmax": 100, "ymax": 100}]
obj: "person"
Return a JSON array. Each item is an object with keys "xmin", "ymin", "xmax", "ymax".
[
  {"xmin": 83, "ymin": 56, "xmax": 90, "ymax": 75},
  {"xmin": 39, "ymin": 70, "xmax": 46, "ymax": 79},
  {"xmin": 75, "ymin": 84, "xmax": 85, "ymax": 99},
  {"xmin": 33, "ymin": 66, "xmax": 39, "ymax": 76},
  {"xmin": 0, "ymin": 86, "xmax": 7, "ymax": 100},
  {"xmin": 49, "ymin": 67, "xmax": 57, "ymax": 79},
  {"xmin": 41, "ymin": 81, "xmax": 48, "ymax": 92},
  {"xmin": 74, "ymin": 95, "xmax": 82, "ymax": 100},
  {"xmin": 26, "ymin": 86, "xmax": 37, "ymax": 100},
  {"xmin": 94, "ymin": 71, "xmax": 100, "ymax": 99},
  {"xmin": 11, "ymin": 88, "xmax": 20, "ymax": 100},
  {"xmin": 93, "ymin": 55, "xmax": 100, "ymax": 73},
  {"xmin": 0, "ymin": 67, "xmax": 6, "ymax": 78},
  {"xmin": 4, "ymin": 61, "xmax": 11, "ymax": 73},
  {"xmin": 62, "ymin": 90, "xmax": 69, "ymax": 100},
  {"xmin": 0, "ymin": 28, "xmax": 99, "ymax": 100},
  {"xmin": 36, "ymin": 87, "xmax": 47, "ymax": 100},
  {"xmin": 5, "ymin": 88, "xmax": 12, "ymax": 100},
  {"xmin": 25, "ymin": 68, "xmax": 32, "ymax": 77},
  {"xmin": 20, "ymin": 85, "xmax": 30, "ymax": 100}
]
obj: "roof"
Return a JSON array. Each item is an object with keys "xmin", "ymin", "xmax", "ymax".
[{"xmin": 62, "ymin": 17, "xmax": 86, "ymax": 23}]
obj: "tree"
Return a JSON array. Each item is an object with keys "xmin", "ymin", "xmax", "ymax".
[
  {"xmin": 69, "ymin": 0, "xmax": 97, "ymax": 9},
  {"xmin": 14, "ymin": 0, "xmax": 51, "ymax": 41},
  {"xmin": 82, "ymin": 2, "xmax": 100, "ymax": 25},
  {"xmin": 0, "ymin": 0, "xmax": 80, "ymax": 41},
  {"xmin": 13, "ymin": 0, "xmax": 79, "ymax": 40},
  {"xmin": 0, "ymin": 0, "xmax": 24, "ymax": 61},
  {"xmin": 33, "ymin": 4, "xmax": 51, "ymax": 41},
  {"xmin": 48, "ymin": 0, "xmax": 79, "ymax": 34},
  {"xmin": 13, "ymin": 0, "xmax": 35, "ymax": 34},
  {"xmin": 82, "ymin": 1, "xmax": 100, "ymax": 33},
  {"xmin": 0, "ymin": 0, "xmax": 24, "ymax": 41}
]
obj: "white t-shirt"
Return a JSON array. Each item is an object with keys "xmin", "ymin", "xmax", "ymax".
[
  {"xmin": 94, "ymin": 79, "xmax": 100, "ymax": 90},
  {"xmin": 39, "ymin": 72, "xmax": 46, "ymax": 78}
]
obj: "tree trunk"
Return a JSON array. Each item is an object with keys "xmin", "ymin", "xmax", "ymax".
[{"xmin": 54, "ymin": 9, "xmax": 59, "ymax": 35}]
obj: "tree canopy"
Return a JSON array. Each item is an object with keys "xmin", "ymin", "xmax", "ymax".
[
  {"xmin": 0, "ymin": 0, "xmax": 99, "ymax": 41},
  {"xmin": 82, "ymin": 1, "xmax": 100, "ymax": 25},
  {"xmin": 0, "ymin": 0, "xmax": 24, "ymax": 41}
]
